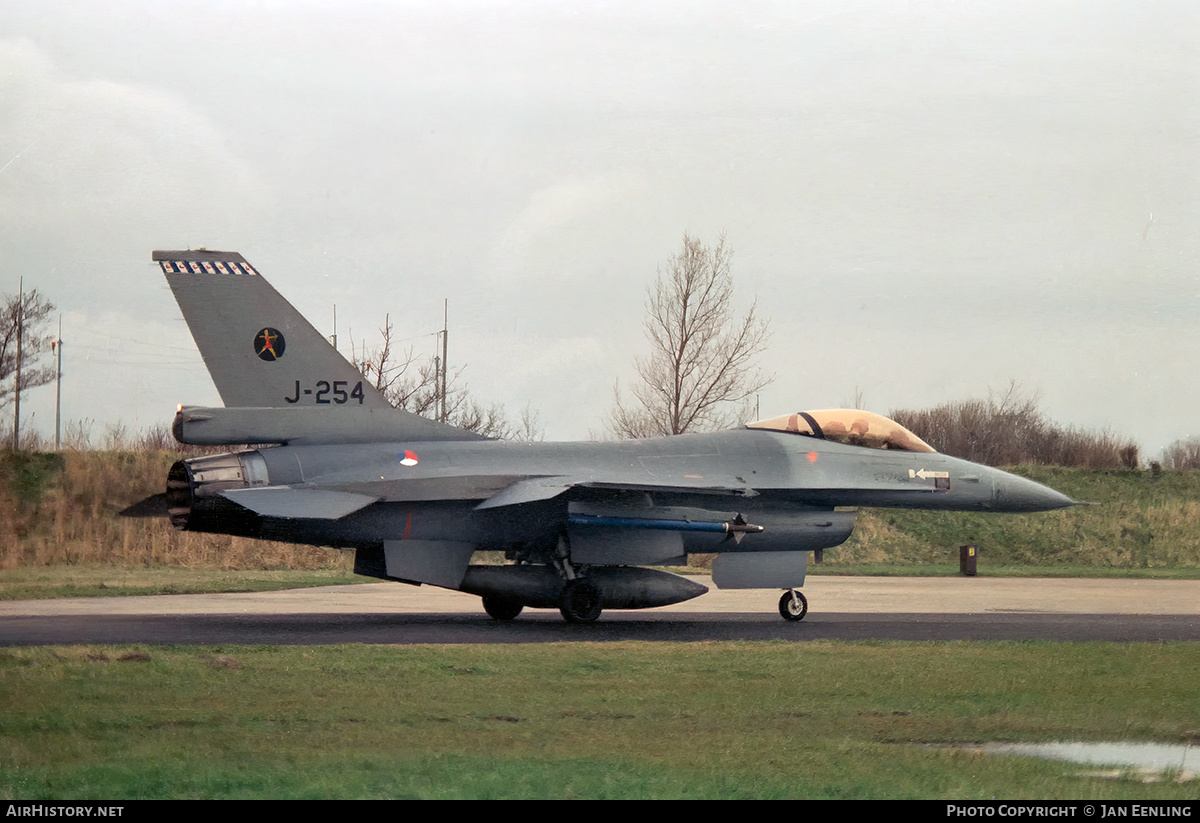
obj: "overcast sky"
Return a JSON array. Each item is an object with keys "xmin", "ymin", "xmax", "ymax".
[{"xmin": 2, "ymin": 0, "xmax": 1197, "ymax": 455}]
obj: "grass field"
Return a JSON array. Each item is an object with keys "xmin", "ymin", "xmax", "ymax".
[{"xmin": 1, "ymin": 641, "xmax": 1197, "ymax": 800}]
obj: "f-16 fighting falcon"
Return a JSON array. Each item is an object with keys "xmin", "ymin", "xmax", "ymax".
[{"xmin": 128, "ymin": 250, "xmax": 1078, "ymax": 623}]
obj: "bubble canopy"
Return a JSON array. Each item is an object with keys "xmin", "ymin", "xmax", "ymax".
[{"xmin": 746, "ymin": 410, "xmax": 936, "ymax": 453}]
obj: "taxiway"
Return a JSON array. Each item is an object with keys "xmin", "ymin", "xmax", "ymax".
[{"xmin": 1, "ymin": 576, "xmax": 1196, "ymax": 645}]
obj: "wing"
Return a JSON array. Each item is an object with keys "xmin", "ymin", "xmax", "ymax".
[{"xmin": 472, "ymin": 474, "xmax": 759, "ymax": 510}]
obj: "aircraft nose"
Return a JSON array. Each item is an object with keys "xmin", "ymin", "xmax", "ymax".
[{"xmin": 990, "ymin": 470, "xmax": 1079, "ymax": 512}]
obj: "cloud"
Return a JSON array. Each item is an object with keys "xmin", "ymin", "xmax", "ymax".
[
  {"xmin": 0, "ymin": 37, "xmax": 266, "ymax": 244},
  {"xmin": 490, "ymin": 174, "xmax": 644, "ymax": 277}
]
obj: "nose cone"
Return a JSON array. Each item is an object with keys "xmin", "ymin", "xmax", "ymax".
[{"xmin": 991, "ymin": 470, "xmax": 1079, "ymax": 512}]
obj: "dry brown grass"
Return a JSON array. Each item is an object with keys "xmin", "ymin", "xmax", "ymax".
[{"xmin": 1, "ymin": 448, "xmax": 349, "ymax": 570}]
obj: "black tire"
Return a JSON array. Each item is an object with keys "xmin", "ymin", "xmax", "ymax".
[
  {"xmin": 482, "ymin": 596, "xmax": 523, "ymax": 621},
  {"xmin": 559, "ymin": 579, "xmax": 603, "ymax": 623},
  {"xmin": 779, "ymin": 590, "xmax": 808, "ymax": 621}
]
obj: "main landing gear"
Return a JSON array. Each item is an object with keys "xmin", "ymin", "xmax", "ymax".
[
  {"xmin": 479, "ymin": 578, "xmax": 603, "ymax": 623},
  {"xmin": 478, "ymin": 533, "xmax": 606, "ymax": 623},
  {"xmin": 779, "ymin": 589, "xmax": 808, "ymax": 621},
  {"xmin": 482, "ymin": 595, "xmax": 524, "ymax": 621},
  {"xmin": 558, "ymin": 578, "xmax": 603, "ymax": 623},
  {"xmin": 555, "ymin": 535, "xmax": 602, "ymax": 623}
]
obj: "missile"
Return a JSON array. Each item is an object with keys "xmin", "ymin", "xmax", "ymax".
[{"xmin": 567, "ymin": 513, "xmax": 764, "ymax": 543}]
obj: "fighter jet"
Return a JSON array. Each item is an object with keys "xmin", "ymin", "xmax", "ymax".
[{"xmin": 135, "ymin": 249, "xmax": 1078, "ymax": 623}]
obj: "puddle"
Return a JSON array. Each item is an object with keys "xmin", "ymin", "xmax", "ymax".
[{"xmin": 981, "ymin": 742, "xmax": 1198, "ymax": 780}]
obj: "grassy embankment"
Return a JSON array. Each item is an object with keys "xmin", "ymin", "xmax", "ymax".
[
  {"xmin": 826, "ymin": 464, "xmax": 1200, "ymax": 575},
  {"xmin": 0, "ymin": 450, "xmax": 358, "ymax": 597},
  {"xmin": 2, "ymin": 451, "xmax": 1200, "ymax": 599}
]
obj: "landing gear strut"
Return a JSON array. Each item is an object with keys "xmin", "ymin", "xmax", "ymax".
[
  {"xmin": 551, "ymin": 532, "xmax": 603, "ymax": 623},
  {"xmin": 779, "ymin": 589, "xmax": 808, "ymax": 621}
]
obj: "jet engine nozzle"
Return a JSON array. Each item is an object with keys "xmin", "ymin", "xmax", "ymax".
[{"xmin": 166, "ymin": 451, "xmax": 269, "ymax": 535}]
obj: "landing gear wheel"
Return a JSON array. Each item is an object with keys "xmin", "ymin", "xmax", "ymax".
[
  {"xmin": 483, "ymin": 596, "xmax": 524, "ymax": 621},
  {"xmin": 779, "ymin": 590, "xmax": 808, "ymax": 622},
  {"xmin": 559, "ymin": 579, "xmax": 603, "ymax": 623}
]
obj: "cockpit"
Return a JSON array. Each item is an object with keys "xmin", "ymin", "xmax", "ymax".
[{"xmin": 746, "ymin": 409, "xmax": 936, "ymax": 453}]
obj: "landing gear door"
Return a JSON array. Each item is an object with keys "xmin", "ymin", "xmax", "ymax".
[{"xmin": 712, "ymin": 550, "xmax": 808, "ymax": 590}]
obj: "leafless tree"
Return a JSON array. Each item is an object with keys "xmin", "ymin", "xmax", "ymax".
[
  {"xmin": 352, "ymin": 314, "xmax": 444, "ymax": 417},
  {"xmin": 512, "ymin": 403, "xmax": 545, "ymax": 444},
  {"xmin": 351, "ymin": 315, "xmax": 541, "ymax": 441},
  {"xmin": 1162, "ymin": 437, "xmax": 1200, "ymax": 470},
  {"xmin": 607, "ymin": 233, "xmax": 772, "ymax": 438},
  {"xmin": 1, "ymin": 288, "xmax": 56, "ymax": 411},
  {"xmin": 891, "ymin": 381, "xmax": 1140, "ymax": 468}
]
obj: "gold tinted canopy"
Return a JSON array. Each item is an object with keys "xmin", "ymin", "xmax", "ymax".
[{"xmin": 747, "ymin": 409, "xmax": 936, "ymax": 453}]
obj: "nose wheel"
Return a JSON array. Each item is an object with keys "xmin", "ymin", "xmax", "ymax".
[{"xmin": 779, "ymin": 589, "xmax": 808, "ymax": 621}]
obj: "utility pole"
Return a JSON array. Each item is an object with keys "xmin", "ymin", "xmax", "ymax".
[
  {"xmin": 440, "ymin": 299, "xmax": 448, "ymax": 423},
  {"xmin": 11, "ymin": 277, "xmax": 22, "ymax": 451},
  {"xmin": 52, "ymin": 316, "xmax": 62, "ymax": 450}
]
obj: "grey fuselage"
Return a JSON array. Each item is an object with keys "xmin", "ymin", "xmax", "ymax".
[{"xmin": 174, "ymin": 426, "xmax": 1074, "ymax": 561}]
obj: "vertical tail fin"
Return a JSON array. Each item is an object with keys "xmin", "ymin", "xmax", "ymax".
[
  {"xmin": 156, "ymin": 249, "xmax": 392, "ymax": 410},
  {"xmin": 157, "ymin": 249, "xmax": 485, "ymax": 442}
]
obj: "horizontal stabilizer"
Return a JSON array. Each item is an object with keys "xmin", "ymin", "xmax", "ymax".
[{"xmin": 222, "ymin": 486, "xmax": 378, "ymax": 519}]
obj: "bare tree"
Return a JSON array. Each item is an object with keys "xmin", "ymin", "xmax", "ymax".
[
  {"xmin": 351, "ymin": 315, "xmax": 541, "ymax": 441},
  {"xmin": 607, "ymin": 233, "xmax": 772, "ymax": 438},
  {"xmin": 513, "ymin": 403, "xmax": 545, "ymax": 444},
  {"xmin": 352, "ymin": 314, "xmax": 445, "ymax": 416},
  {"xmin": 1, "ymin": 288, "xmax": 56, "ymax": 412},
  {"xmin": 1162, "ymin": 437, "xmax": 1200, "ymax": 470},
  {"xmin": 891, "ymin": 381, "xmax": 1140, "ymax": 468}
]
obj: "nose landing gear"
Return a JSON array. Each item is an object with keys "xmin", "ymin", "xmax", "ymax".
[{"xmin": 779, "ymin": 589, "xmax": 808, "ymax": 621}]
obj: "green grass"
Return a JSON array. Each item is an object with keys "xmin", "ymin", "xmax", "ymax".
[
  {"xmin": 831, "ymin": 465, "xmax": 1200, "ymax": 570},
  {"xmin": 0, "ymin": 452, "xmax": 65, "ymax": 505},
  {"xmin": 1, "ymin": 641, "xmax": 1197, "ymax": 799}
]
